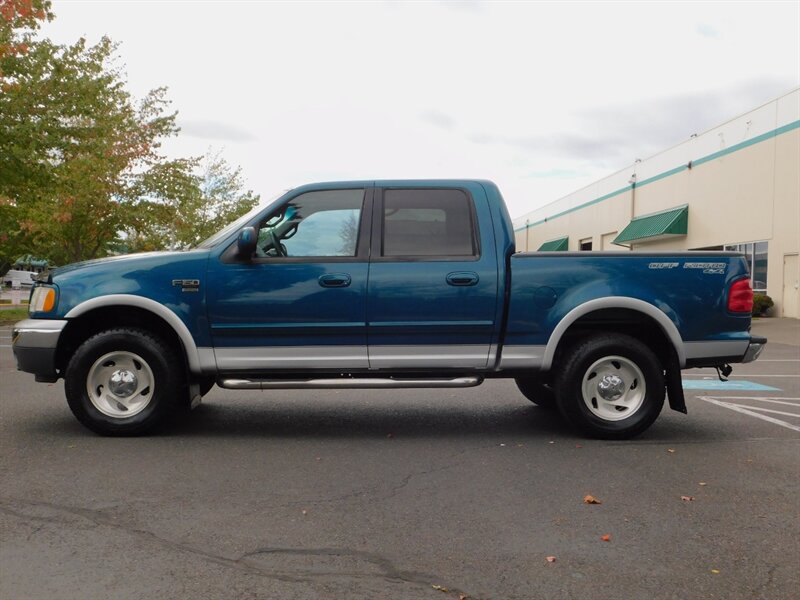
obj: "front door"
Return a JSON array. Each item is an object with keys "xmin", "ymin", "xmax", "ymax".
[
  {"xmin": 206, "ymin": 187, "xmax": 372, "ymax": 371},
  {"xmin": 366, "ymin": 185, "xmax": 498, "ymax": 369}
]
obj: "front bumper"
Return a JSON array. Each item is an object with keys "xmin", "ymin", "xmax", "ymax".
[
  {"xmin": 11, "ymin": 319, "xmax": 68, "ymax": 382},
  {"xmin": 742, "ymin": 336, "xmax": 767, "ymax": 363}
]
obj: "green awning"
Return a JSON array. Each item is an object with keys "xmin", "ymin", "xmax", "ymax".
[
  {"xmin": 613, "ymin": 205, "xmax": 688, "ymax": 245},
  {"xmin": 538, "ymin": 236, "xmax": 569, "ymax": 251}
]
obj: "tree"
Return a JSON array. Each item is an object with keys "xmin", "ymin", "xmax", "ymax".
[
  {"xmin": 0, "ymin": 2, "xmax": 258, "ymax": 265},
  {"xmin": 1, "ymin": 30, "xmax": 181, "ymax": 264},
  {"xmin": 122, "ymin": 151, "xmax": 259, "ymax": 252},
  {"xmin": 0, "ymin": 0, "xmax": 52, "ymax": 271}
]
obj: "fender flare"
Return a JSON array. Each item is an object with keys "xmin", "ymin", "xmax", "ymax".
[
  {"xmin": 542, "ymin": 296, "xmax": 685, "ymax": 370},
  {"xmin": 64, "ymin": 294, "xmax": 205, "ymax": 374}
]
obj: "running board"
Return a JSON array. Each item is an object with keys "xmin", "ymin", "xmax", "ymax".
[{"xmin": 217, "ymin": 376, "xmax": 483, "ymax": 390}]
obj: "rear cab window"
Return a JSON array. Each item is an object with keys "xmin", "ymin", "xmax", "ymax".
[{"xmin": 380, "ymin": 188, "xmax": 479, "ymax": 259}]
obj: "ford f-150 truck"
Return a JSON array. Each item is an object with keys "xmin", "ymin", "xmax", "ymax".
[{"xmin": 12, "ymin": 180, "xmax": 766, "ymax": 438}]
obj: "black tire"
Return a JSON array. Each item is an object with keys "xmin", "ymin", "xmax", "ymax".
[
  {"xmin": 64, "ymin": 328, "xmax": 183, "ymax": 436},
  {"xmin": 515, "ymin": 376, "xmax": 557, "ymax": 409},
  {"xmin": 555, "ymin": 334, "xmax": 665, "ymax": 440}
]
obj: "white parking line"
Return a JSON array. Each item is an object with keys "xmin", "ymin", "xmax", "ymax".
[
  {"xmin": 700, "ymin": 396, "xmax": 800, "ymax": 402},
  {"xmin": 698, "ymin": 396, "xmax": 800, "ymax": 433},
  {"xmin": 723, "ymin": 404, "xmax": 800, "ymax": 418},
  {"xmin": 683, "ymin": 374, "xmax": 799, "ymax": 378},
  {"xmin": 711, "ymin": 397, "xmax": 800, "ymax": 407},
  {"xmin": 758, "ymin": 359, "xmax": 800, "ymax": 362}
]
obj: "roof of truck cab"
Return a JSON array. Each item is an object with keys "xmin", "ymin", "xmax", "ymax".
[{"xmin": 290, "ymin": 179, "xmax": 499, "ymax": 193}]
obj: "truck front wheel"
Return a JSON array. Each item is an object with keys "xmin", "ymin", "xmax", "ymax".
[
  {"xmin": 64, "ymin": 328, "xmax": 182, "ymax": 436},
  {"xmin": 555, "ymin": 334, "xmax": 665, "ymax": 439}
]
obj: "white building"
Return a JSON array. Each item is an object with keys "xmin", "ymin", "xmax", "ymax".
[{"xmin": 513, "ymin": 88, "xmax": 800, "ymax": 318}]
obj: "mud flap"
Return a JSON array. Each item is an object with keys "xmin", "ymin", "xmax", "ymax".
[{"xmin": 665, "ymin": 349, "xmax": 687, "ymax": 414}]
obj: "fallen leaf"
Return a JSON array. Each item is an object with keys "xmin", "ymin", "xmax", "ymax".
[
  {"xmin": 546, "ymin": 556, "xmax": 557, "ymax": 563},
  {"xmin": 711, "ymin": 569, "xmax": 720, "ymax": 574},
  {"xmin": 459, "ymin": 595, "xmax": 468, "ymax": 600},
  {"xmin": 583, "ymin": 494, "xmax": 602, "ymax": 505},
  {"xmin": 548, "ymin": 441, "xmax": 555, "ymax": 444},
  {"xmin": 600, "ymin": 534, "xmax": 611, "ymax": 542},
  {"xmin": 500, "ymin": 443, "xmax": 506, "ymax": 447},
  {"xmin": 432, "ymin": 584, "xmax": 449, "ymax": 592},
  {"xmin": 681, "ymin": 495, "xmax": 694, "ymax": 502},
  {"xmin": 301, "ymin": 509, "xmax": 308, "ymax": 515},
  {"xmin": 667, "ymin": 449, "xmax": 676, "ymax": 454},
  {"xmin": 699, "ymin": 482, "xmax": 707, "ymax": 486}
]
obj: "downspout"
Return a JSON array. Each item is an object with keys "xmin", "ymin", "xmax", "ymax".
[{"xmin": 525, "ymin": 219, "xmax": 530, "ymax": 251}]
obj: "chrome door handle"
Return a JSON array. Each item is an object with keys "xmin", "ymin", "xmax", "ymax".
[
  {"xmin": 446, "ymin": 271, "xmax": 479, "ymax": 286},
  {"xmin": 318, "ymin": 273, "xmax": 352, "ymax": 288}
]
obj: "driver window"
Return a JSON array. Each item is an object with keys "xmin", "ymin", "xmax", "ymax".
[{"xmin": 256, "ymin": 189, "xmax": 364, "ymax": 258}]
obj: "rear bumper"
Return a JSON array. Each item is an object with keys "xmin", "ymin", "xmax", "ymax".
[
  {"xmin": 741, "ymin": 336, "xmax": 767, "ymax": 363},
  {"xmin": 11, "ymin": 318, "xmax": 68, "ymax": 382}
]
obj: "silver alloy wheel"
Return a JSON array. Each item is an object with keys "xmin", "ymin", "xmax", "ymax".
[
  {"xmin": 580, "ymin": 355, "xmax": 646, "ymax": 421},
  {"xmin": 86, "ymin": 351, "xmax": 155, "ymax": 418}
]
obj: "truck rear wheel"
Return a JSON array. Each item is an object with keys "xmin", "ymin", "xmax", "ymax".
[
  {"xmin": 64, "ymin": 328, "xmax": 182, "ymax": 436},
  {"xmin": 555, "ymin": 334, "xmax": 665, "ymax": 439},
  {"xmin": 515, "ymin": 376, "xmax": 557, "ymax": 409}
]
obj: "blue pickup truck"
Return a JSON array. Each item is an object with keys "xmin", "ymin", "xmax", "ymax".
[{"xmin": 12, "ymin": 180, "xmax": 766, "ymax": 438}]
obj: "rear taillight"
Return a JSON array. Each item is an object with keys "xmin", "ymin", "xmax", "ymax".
[{"xmin": 727, "ymin": 278, "xmax": 753, "ymax": 313}]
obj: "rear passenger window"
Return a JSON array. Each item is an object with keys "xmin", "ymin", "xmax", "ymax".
[{"xmin": 382, "ymin": 189, "xmax": 477, "ymax": 257}]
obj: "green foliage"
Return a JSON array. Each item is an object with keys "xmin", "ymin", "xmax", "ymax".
[
  {"xmin": 0, "ymin": 307, "xmax": 29, "ymax": 324},
  {"xmin": 0, "ymin": 2, "xmax": 258, "ymax": 265},
  {"xmin": 121, "ymin": 152, "xmax": 259, "ymax": 252},
  {"xmin": 752, "ymin": 293, "xmax": 773, "ymax": 317}
]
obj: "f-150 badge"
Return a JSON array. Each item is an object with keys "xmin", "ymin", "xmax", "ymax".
[{"xmin": 172, "ymin": 279, "xmax": 200, "ymax": 292}]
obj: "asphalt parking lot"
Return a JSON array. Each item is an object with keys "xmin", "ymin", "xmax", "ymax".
[{"xmin": 1, "ymin": 319, "xmax": 798, "ymax": 600}]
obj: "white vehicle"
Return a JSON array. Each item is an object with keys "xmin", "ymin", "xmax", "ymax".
[{"xmin": 3, "ymin": 269, "xmax": 37, "ymax": 287}]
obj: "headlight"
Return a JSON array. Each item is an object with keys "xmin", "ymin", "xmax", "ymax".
[{"xmin": 29, "ymin": 286, "xmax": 57, "ymax": 314}]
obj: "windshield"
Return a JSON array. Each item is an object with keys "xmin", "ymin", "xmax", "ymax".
[{"xmin": 195, "ymin": 189, "xmax": 291, "ymax": 249}]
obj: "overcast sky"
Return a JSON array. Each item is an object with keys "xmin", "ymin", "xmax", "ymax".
[{"xmin": 43, "ymin": 1, "xmax": 800, "ymax": 218}]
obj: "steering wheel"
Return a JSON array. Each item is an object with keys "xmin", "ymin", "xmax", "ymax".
[{"xmin": 269, "ymin": 230, "xmax": 286, "ymax": 257}]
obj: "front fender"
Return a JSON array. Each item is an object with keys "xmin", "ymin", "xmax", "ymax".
[{"xmin": 64, "ymin": 294, "xmax": 212, "ymax": 374}]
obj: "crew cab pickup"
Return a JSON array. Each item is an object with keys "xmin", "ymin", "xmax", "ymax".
[{"xmin": 12, "ymin": 180, "xmax": 766, "ymax": 438}]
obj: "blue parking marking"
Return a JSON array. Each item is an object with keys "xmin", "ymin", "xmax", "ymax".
[{"xmin": 682, "ymin": 379, "xmax": 780, "ymax": 391}]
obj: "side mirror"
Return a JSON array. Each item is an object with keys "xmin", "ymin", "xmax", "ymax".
[{"xmin": 237, "ymin": 227, "xmax": 257, "ymax": 258}]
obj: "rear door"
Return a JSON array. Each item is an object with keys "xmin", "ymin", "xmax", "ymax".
[{"xmin": 366, "ymin": 184, "xmax": 498, "ymax": 369}]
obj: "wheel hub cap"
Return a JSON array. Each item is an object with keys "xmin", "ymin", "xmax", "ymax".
[
  {"xmin": 108, "ymin": 369, "xmax": 138, "ymax": 398},
  {"xmin": 597, "ymin": 374, "xmax": 625, "ymax": 401},
  {"xmin": 86, "ymin": 351, "xmax": 154, "ymax": 419},
  {"xmin": 580, "ymin": 355, "xmax": 647, "ymax": 422}
]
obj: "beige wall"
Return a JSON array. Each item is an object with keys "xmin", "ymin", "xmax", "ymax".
[
  {"xmin": 633, "ymin": 137, "xmax": 778, "ymax": 252},
  {"xmin": 514, "ymin": 127, "xmax": 800, "ymax": 316},
  {"xmin": 772, "ymin": 128, "xmax": 800, "ymax": 316},
  {"xmin": 516, "ymin": 192, "xmax": 632, "ymax": 252}
]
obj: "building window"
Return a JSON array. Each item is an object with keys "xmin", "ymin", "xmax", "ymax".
[
  {"xmin": 724, "ymin": 241, "xmax": 768, "ymax": 292},
  {"xmin": 580, "ymin": 238, "xmax": 593, "ymax": 251}
]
